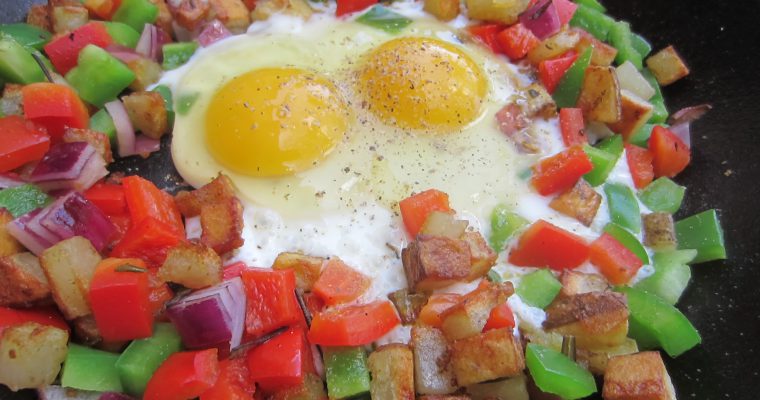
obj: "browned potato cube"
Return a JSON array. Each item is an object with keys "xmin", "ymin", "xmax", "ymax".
[
  {"xmin": 575, "ymin": 30, "xmax": 618, "ymax": 67},
  {"xmin": 412, "ymin": 326, "xmax": 457, "ymax": 395},
  {"xmin": 368, "ymin": 344, "xmax": 415, "ymax": 400},
  {"xmin": 168, "ymin": 0, "xmax": 211, "ymax": 31},
  {"xmin": 200, "ymin": 196, "xmax": 245, "ymax": 255},
  {"xmin": 72, "ymin": 314, "xmax": 102, "ymax": 346},
  {"xmin": 175, "ymin": 174, "xmax": 237, "ymax": 217},
  {"xmin": 450, "ymin": 328, "xmax": 525, "ymax": 386},
  {"xmin": 420, "ymin": 211, "xmax": 468, "ymax": 239},
  {"xmin": 388, "ymin": 288, "xmax": 428, "ymax": 325},
  {"xmin": 440, "ymin": 282, "xmax": 514, "ymax": 341},
  {"xmin": 402, "ymin": 235, "xmax": 471, "ymax": 292},
  {"xmin": 543, "ymin": 291, "xmax": 629, "ymax": 351},
  {"xmin": 603, "ymin": 351, "xmax": 676, "ymax": 400},
  {"xmin": 250, "ymin": 0, "xmax": 314, "ymax": 21},
  {"xmin": 578, "ymin": 66, "xmax": 622, "ymax": 123},
  {"xmin": 461, "ymin": 231, "xmax": 497, "ymax": 280},
  {"xmin": 272, "ymin": 252, "xmax": 325, "ymax": 292},
  {"xmin": 40, "ymin": 236, "xmax": 102, "ymax": 320},
  {"xmin": 208, "ymin": 0, "xmax": 251, "ymax": 33},
  {"xmin": 269, "ymin": 373, "xmax": 327, "ymax": 399},
  {"xmin": 643, "ymin": 212, "xmax": 677, "ymax": 250},
  {"xmin": 51, "ymin": 5, "xmax": 88, "ymax": 33},
  {"xmin": 159, "ymin": 241, "xmax": 223, "ymax": 289},
  {"xmin": 549, "ymin": 179, "xmax": 602, "ymax": 227},
  {"xmin": 63, "ymin": 128, "xmax": 114, "ymax": 163},
  {"xmin": 27, "ymin": 5, "xmax": 51, "ymax": 31},
  {"xmin": 0, "ymin": 252, "xmax": 51, "ymax": 308},
  {"xmin": 0, "ymin": 322, "xmax": 69, "ymax": 391},
  {"xmin": 523, "ymin": 83, "xmax": 557, "ymax": 119},
  {"xmin": 0, "ymin": 209, "xmax": 24, "ymax": 257},
  {"xmin": 149, "ymin": 0, "xmax": 174, "ymax": 36},
  {"xmin": 559, "ymin": 270, "xmax": 609, "ymax": 298},
  {"xmin": 122, "ymin": 91, "xmax": 169, "ymax": 140},
  {"xmin": 579, "ymin": 337, "xmax": 638, "ymax": 375},
  {"xmin": 127, "ymin": 58, "xmax": 163, "ymax": 92},
  {"xmin": 424, "ymin": 0, "xmax": 459, "ymax": 21},
  {"xmin": 646, "ymin": 46, "xmax": 690, "ymax": 86},
  {"xmin": 467, "ymin": 374, "xmax": 529, "ymax": 400},
  {"xmin": 606, "ymin": 90, "xmax": 654, "ymax": 139},
  {"xmin": 527, "ymin": 29, "xmax": 581, "ymax": 65},
  {"xmin": 466, "ymin": 0, "xmax": 530, "ymax": 25}
]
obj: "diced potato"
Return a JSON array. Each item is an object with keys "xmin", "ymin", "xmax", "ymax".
[
  {"xmin": 269, "ymin": 373, "xmax": 327, "ymax": 400},
  {"xmin": 250, "ymin": 0, "xmax": 314, "ymax": 21},
  {"xmin": 579, "ymin": 337, "xmax": 638, "ymax": 375},
  {"xmin": 559, "ymin": 270, "xmax": 609, "ymax": 298},
  {"xmin": 465, "ymin": 0, "xmax": 530, "ymax": 25},
  {"xmin": 603, "ymin": 351, "xmax": 676, "ymax": 400},
  {"xmin": 159, "ymin": 241, "xmax": 223, "ymax": 289},
  {"xmin": 646, "ymin": 45, "xmax": 690, "ymax": 86},
  {"xmin": 63, "ymin": 128, "xmax": 114, "ymax": 163},
  {"xmin": 461, "ymin": 231, "xmax": 497, "ymax": 280},
  {"xmin": 51, "ymin": 5, "xmax": 89, "ymax": 33},
  {"xmin": 368, "ymin": 344, "xmax": 415, "ymax": 400},
  {"xmin": 122, "ymin": 91, "xmax": 169, "ymax": 140},
  {"xmin": 40, "ymin": 236, "xmax": 102, "ymax": 320},
  {"xmin": 450, "ymin": 328, "xmax": 525, "ymax": 386},
  {"xmin": 527, "ymin": 29, "xmax": 581, "ymax": 65},
  {"xmin": 126, "ymin": 58, "xmax": 163, "ymax": 92},
  {"xmin": 575, "ymin": 30, "xmax": 618, "ymax": 67},
  {"xmin": 642, "ymin": 212, "xmax": 677, "ymax": 250},
  {"xmin": 167, "ymin": 0, "xmax": 211, "ymax": 31},
  {"xmin": 411, "ymin": 326, "xmax": 457, "ymax": 395},
  {"xmin": 424, "ymin": 0, "xmax": 460, "ymax": 21},
  {"xmin": 272, "ymin": 252, "xmax": 325, "ymax": 292},
  {"xmin": 27, "ymin": 5, "xmax": 51, "ymax": 31},
  {"xmin": 71, "ymin": 314, "xmax": 102, "ymax": 346},
  {"xmin": 208, "ymin": 0, "xmax": 251, "ymax": 33},
  {"xmin": 440, "ymin": 282, "xmax": 513, "ymax": 341},
  {"xmin": 0, "ymin": 322, "xmax": 69, "ymax": 391},
  {"xmin": 606, "ymin": 90, "xmax": 654, "ymax": 139},
  {"xmin": 523, "ymin": 83, "xmax": 556, "ymax": 119},
  {"xmin": 200, "ymin": 196, "xmax": 245, "ymax": 254},
  {"xmin": 402, "ymin": 235, "xmax": 472, "ymax": 292},
  {"xmin": 420, "ymin": 211, "xmax": 468, "ymax": 239},
  {"xmin": 549, "ymin": 179, "xmax": 602, "ymax": 227},
  {"xmin": 0, "ymin": 252, "xmax": 51, "ymax": 308},
  {"xmin": 578, "ymin": 66, "xmax": 622, "ymax": 123},
  {"xmin": 175, "ymin": 174, "xmax": 237, "ymax": 217},
  {"xmin": 615, "ymin": 61, "xmax": 655, "ymax": 100},
  {"xmin": 388, "ymin": 288, "xmax": 428, "ymax": 325},
  {"xmin": 1, "ymin": 84, "xmax": 24, "ymax": 117},
  {"xmin": 148, "ymin": 0, "xmax": 174, "ymax": 36},
  {"xmin": 467, "ymin": 374, "xmax": 529, "ymax": 400},
  {"xmin": 0, "ymin": 209, "xmax": 24, "ymax": 257},
  {"xmin": 543, "ymin": 291, "xmax": 629, "ymax": 351}
]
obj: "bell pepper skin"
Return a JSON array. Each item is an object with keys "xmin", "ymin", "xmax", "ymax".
[
  {"xmin": 312, "ymin": 259, "xmax": 371, "ymax": 306},
  {"xmin": 603, "ymin": 223, "xmax": 649, "ymax": 264},
  {"xmin": 604, "ymin": 182, "xmax": 641, "ymax": 233},
  {"xmin": 0, "ymin": 115, "xmax": 51, "ymax": 172},
  {"xmin": 489, "ymin": 204, "xmax": 528, "ymax": 251},
  {"xmin": 635, "ymin": 249, "xmax": 696, "ymax": 305},
  {"xmin": 508, "ymin": 220, "xmax": 590, "ymax": 270},
  {"xmin": 483, "ymin": 302, "xmax": 515, "ymax": 331},
  {"xmin": 22, "ymin": 83, "xmax": 90, "ymax": 141},
  {"xmin": 595, "ymin": 134, "xmax": 624, "ymax": 157},
  {"xmin": 675, "ymin": 209, "xmax": 726, "ymax": 264},
  {"xmin": 112, "ymin": 0, "xmax": 159, "ymax": 31},
  {"xmin": 642, "ymin": 69, "xmax": 668, "ymax": 124},
  {"xmin": 241, "ymin": 268, "xmax": 301, "ymax": 339},
  {"xmin": 526, "ymin": 343, "xmax": 597, "ymax": 399},
  {"xmin": 0, "ymin": 23, "xmax": 51, "ymax": 50},
  {"xmin": 467, "ymin": 23, "xmax": 504, "ymax": 54},
  {"xmin": 516, "ymin": 269, "xmax": 561, "ymax": 308},
  {"xmin": 103, "ymin": 22, "xmax": 140, "ymax": 48},
  {"xmin": 61, "ymin": 344, "xmax": 123, "ymax": 392},
  {"xmin": 538, "ymin": 51, "xmax": 578, "ymax": 94},
  {"xmin": 399, "ymin": 189, "xmax": 452, "ymax": 237},
  {"xmin": 336, "ymin": 0, "xmax": 379, "ymax": 16},
  {"xmin": 589, "ymin": 232, "xmax": 643, "ymax": 285},
  {"xmin": 247, "ymin": 328, "xmax": 310, "ymax": 392},
  {"xmin": 308, "ymin": 300, "xmax": 400, "ymax": 346},
  {"xmin": 496, "ymin": 23, "xmax": 539, "ymax": 60},
  {"xmin": 648, "ymin": 125, "xmax": 690, "ymax": 178},
  {"xmin": 575, "ymin": 0, "xmax": 605, "ymax": 13},
  {"xmin": 553, "ymin": 46, "xmax": 592, "ymax": 108},
  {"xmin": 44, "ymin": 22, "xmax": 113, "ymax": 75},
  {"xmin": 90, "ymin": 108, "xmax": 118, "ymax": 148},
  {"xmin": 144, "ymin": 349, "xmax": 220, "ymax": 400},
  {"xmin": 84, "ymin": 182, "xmax": 128, "ymax": 216},
  {"xmin": 559, "ymin": 108, "xmax": 588, "ymax": 147},
  {"xmin": 65, "ymin": 45, "xmax": 136, "ymax": 107},
  {"xmin": 0, "ymin": 306, "xmax": 68, "ymax": 335},
  {"xmin": 582, "ymin": 144, "xmax": 617, "ymax": 187},
  {"xmin": 201, "ymin": 358, "xmax": 254, "ymax": 400},
  {"xmin": 625, "ymin": 143, "xmax": 654, "ymax": 189},
  {"xmin": 531, "ymin": 145, "xmax": 594, "ymax": 195},
  {"xmin": 115, "ymin": 323, "xmax": 183, "ymax": 396},
  {"xmin": 569, "ymin": 4, "xmax": 615, "ymax": 41},
  {"xmin": 324, "ymin": 346, "xmax": 371, "ymax": 399},
  {"xmin": 0, "ymin": 34, "xmax": 46, "ymax": 84},
  {"xmin": 162, "ymin": 42, "xmax": 199, "ymax": 70},
  {"xmin": 631, "ymin": 32, "xmax": 652, "ymax": 58},
  {"xmin": 0, "ymin": 183, "xmax": 51, "ymax": 218},
  {"xmin": 111, "ymin": 219, "xmax": 184, "ymax": 267},
  {"xmin": 608, "ymin": 21, "xmax": 642, "ymax": 70},
  {"xmin": 638, "ymin": 177, "xmax": 685, "ymax": 214}
]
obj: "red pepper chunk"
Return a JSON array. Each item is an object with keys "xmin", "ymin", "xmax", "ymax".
[
  {"xmin": 247, "ymin": 328, "xmax": 311, "ymax": 392},
  {"xmin": 648, "ymin": 126, "xmax": 691, "ymax": 178},
  {"xmin": 0, "ymin": 116, "xmax": 50, "ymax": 172},
  {"xmin": 531, "ymin": 145, "xmax": 594, "ymax": 196},
  {"xmin": 399, "ymin": 189, "xmax": 452, "ymax": 237},
  {"xmin": 110, "ymin": 219, "xmax": 184, "ymax": 267},
  {"xmin": 508, "ymin": 219, "xmax": 590, "ymax": 270},
  {"xmin": 312, "ymin": 258, "xmax": 371, "ymax": 306},
  {"xmin": 589, "ymin": 232, "xmax": 643, "ymax": 285},
  {"xmin": 0, "ymin": 306, "xmax": 68, "ymax": 335},
  {"xmin": 496, "ymin": 23, "xmax": 539, "ymax": 61},
  {"xmin": 308, "ymin": 300, "xmax": 400, "ymax": 346},
  {"xmin": 559, "ymin": 108, "xmax": 588, "ymax": 147},
  {"xmin": 538, "ymin": 51, "xmax": 578, "ymax": 93},
  {"xmin": 483, "ymin": 303, "xmax": 515, "ymax": 332},
  {"xmin": 144, "ymin": 349, "xmax": 220, "ymax": 400},
  {"xmin": 84, "ymin": 182, "xmax": 128, "ymax": 216},
  {"xmin": 625, "ymin": 144, "xmax": 654, "ymax": 189},
  {"xmin": 201, "ymin": 358, "xmax": 255, "ymax": 400},
  {"xmin": 44, "ymin": 22, "xmax": 113, "ymax": 75},
  {"xmin": 21, "ymin": 83, "xmax": 90, "ymax": 142},
  {"xmin": 335, "ymin": 0, "xmax": 378, "ymax": 16},
  {"xmin": 241, "ymin": 268, "xmax": 301, "ymax": 339},
  {"xmin": 88, "ymin": 258, "xmax": 153, "ymax": 342},
  {"xmin": 467, "ymin": 23, "xmax": 505, "ymax": 54}
]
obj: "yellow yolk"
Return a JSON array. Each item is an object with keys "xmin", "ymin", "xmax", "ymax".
[
  {"xmin": 358, "ymin": 37, "xmax": 488, "ymax": 133},
  {"xmin": 205, "ymin": 68, "xmax": 349, "ymax": 177}
]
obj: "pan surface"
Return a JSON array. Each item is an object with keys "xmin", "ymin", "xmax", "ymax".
[{"xmin": 1, "ymin": 0, "xmax": 759, "ymax": 399}]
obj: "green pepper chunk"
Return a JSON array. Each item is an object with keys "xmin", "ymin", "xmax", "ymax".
[
  {"xmin": 0, "ymin": 184, "xmax": 51, "ymax": 217},
  {"xmin": 104, "ymin": 22, "xmax": 141, "ymax": 48},
  {"xmin": 356, "ymin": 5, "xmax": 412, "ymax": 34},
  {"xmin": 608, "ymin": 21, "xmax": 642, "ymax": 70},
  {"xmin": 595, "ymin": 134, "xmax": 624, "ymax": 157},
  {"xmin": 61, "ymin": 344, "xmax": 123, "ymax": 392},
  {"xmin": 90, "ymin": 108, "xmax": 118, "ymax": 149},
  {"xmin": 0, "ymin": 23, "xmax": 51, "ymax": 50},
  {"xmin": 152, "ymin": 84, "xmax": 175, "ymax": 126},
  {"xmin": 630, "ymin": 32, "xmax": 652, "ymax": 58},
  {"xmin": 604, "ymin": 182, "xmax": 641, "ymax": 233},
  {"xmin": 616, "ymin": 286, "xmax": 701, "ymax": 357},
  {"xmin": 525, "ymin": 343, "xmax": 597, "ymax": 400},
  {"xmin": 112, "ymin": 0, "xmax": 159, "ymax": 32},
  {"xmin": 517, "ymin": 269, "xmax": 561, "ymax": 309},
  {"xmin": 583, "ymin": 144, "xmax": 617, "ymax": 186},
  {"xmin": 115, "ymin": 323, "xmax": 182, "ymax": 396},
  {"xmin": 553, "ymin": 47, "xmax": 593, "ymax": 108},
  {"xmin": 66, "ymin": 45, "xmax": 136, "ymax": 107},
  {"xmin": 569, "ymin": 4, "xmax": 615, "ymax": 41},
  {"xmin": 603, "ymin": 223, "xmax": 649, "ymax": 264},
  {"xmin": 638, "ymin": 177, "xmax": 685, "ymax": 214},
  {"xmin": 642, "ymin": 68, "xmax": 668, "ymax": 124},
  {"xmin": 635, "ymin": 249, "xmax": 696, "ymax": 305},
  {"xmin": 489, "ymin": 204, "xmax": 528, "ymax": 251},
  {"xmin": 163, "ymin": 42, "xmax": 198, "ymax": 70},
  {"xmin": 675, "ymin": 209, "xmax": 726, "ymax": 263},
  {"xmin": 0, "ymin": 34, "xmax": 46, "ymax": 84},
  {"xmin": 176, "ymin": 92, "xmax": 200, "ymax": 115},
  {"xmin": 575, "ymin": 0, "xmax": 606, "ymax": 12},
  {"xmin": 324, "ymin": 346, "xmax": 371, "ymax": 399},
  {"xmin": 628, "ymin": 123, "xmax": 655, "ymax": 147}
]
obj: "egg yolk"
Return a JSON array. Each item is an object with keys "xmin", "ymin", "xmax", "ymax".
[
  {"xmin": 358, "ymin": 37, "xmax": 488, "ymax": 133},
  {"xmin": 205, "ymin": 68, "xmax": 349, "ymax": 177}
]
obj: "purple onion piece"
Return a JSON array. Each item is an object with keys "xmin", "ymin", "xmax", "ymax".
[
  {"xmin": 98, "ymin": 393, "xmax": 137, "ymax": 400},
  {"xmin": 0, "ymin": 172, "xmax": 25, "ymax": 189},
  {"xmin": 134, "ymin": 135, "xmax": 161, "ymax": 156},
  {"xmin": 668, "ymin": 103, "xmax": 712, "ymax": 126},
  {"xmin": 519, "ymin": 0, "xmax": 561, "ymax": 40},
  {"xmin": 105, "ymin": 100, "xmax": 136, "ymax": 158},
  {"xmin": 105, "ymin": 44, "xmax": 143, "ymax": 64},
  {"xmin": 40, "ymin": 192, "xmax": 116, "ymax": 252},
  {"xmin": 669, "ymin": 122, "xmax": 691, "ymax": 148},
  {"xmin": 7, "ymin": 209, "xmax": 55, "ymax": 255},
  {"xmin": 136, "ymin": 23, "xmax": 159, "ymax": 60},
  {"xmin": 198, "ymin": 19, "xmax": 232, "ymax": 47},
  {"xmin": 30, "ymin": 142, "xmax": 94, "ymax": 182}
]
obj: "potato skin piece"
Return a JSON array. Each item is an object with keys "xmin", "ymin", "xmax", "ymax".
[
  {"xmin": 578, "ymin": 66, "xmax": 622, "ymax": 123},
  {"xmin": 175, "ymin": 174, "xmax": 237, "ymax": 218},
  {"xmin": 200, "ymin": 196, "xmax": 245, "ymax": 255},
  {"xmin": 603, "ymin": 351, "xmax": 676, "ymax": 400},
  {"xmin": 0, "ymin": 252, "xmax": 51, "ymax": 308},
  {"xmin": 27, "ymin": 5, "xmax": 51, "ymax": 31},
  {"xmin": 272, "ymin": 252, "xmax": 325, "ymax": 292},
  {"xmin": 159, "ymin": 241, "xmax": 223, "ymax": 289},
  {"xmin": 208, "ymin": 0, "xmax": 251, "ymax": 33},
  {"xmin": 559, "ymin": 270, "xmax": 610, "ymax": 298},
  {"xmin": 607, "ymin": 90, "xmax": 654, "ymax": 139},
  {"xmin": 450, "ymin": 328, "xmax": 525, "ymax": 387},
  {"xmin": 368, "ymin": 344, "xmax": 415, "ymax": 400},
  {"xmin": 440, "ymin": 282, "xmax": 514, "ymax": 341},
  {"xmin": 544, "ymin": 291, "xmax": 629, "ymax": 351},
  {"xmin": 122, "ymin": 91, "xmax": 169, "ymax": 140},
  {"xmin": 40, "ymin": 236, "xmax": 102, "ymax": 320},
  {"xmin": 167, "ymin": 0, "xmax": 211, "ymax": 31},
  {"xmin": 403, "ymin": 235, "xmax": 472, "ymax": 292},
  {"xmin": 549, "ymin": 180, "xmax": 602, "ymax": 227},
  {"xmin": 412, "ymin": 325, "xmax": 458, "ymax": 395},
  {"xmin": 461, "ymin": 231, "xmax": 497, "ymax": 281},
  {"xmin": 642, "ymin": 212, "xmax": 677, "ymax": 250}
]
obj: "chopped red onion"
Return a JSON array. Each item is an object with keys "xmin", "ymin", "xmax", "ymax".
[
  {"xmin": 26, "ymin": 206, "xmax": 62, "ymax": 244},
  {"xmin": 7, "ymin": 209, "xmax": 55, "ymax": 255},
  {"xmin": 198, "ymin": 20, "xmax": 232, "ymax": 47},
  {"xmin": 519, "ymin": 0, "xmax": 561, "ymax": 40},
  {"xmin": 134, "ymin": 135, "xmax": 161, "ymax": 157},
  {"xmin": 40, "ymin": 192, "xmax": 116, "ymax": 252},
  {"xmin": 105, "ymin": 44, "xmax": 143, "ymax": 64},
  {"xmin": 668, "ymin": 104, "xmax": 712, "ymax": 126},
  {"xmin": 105, "ymin": 100, "xmax": 136, "ymax": 158},
  {"xmin": 30, "ymin": 142, "xmax": 94, "ymax": 182},
  {"xmin": 38, "ymin": 386, "xmax": 102, "ymax": 400},
  {"xmin": 136, "ymin": 24, "xmax": 160, "ymax": 60},
  {"xmin": 0, "ymin": 172, "xmax": 25, "ymax": 189},
  {"xmin": 670, "ymin": 123, "xmax": 691, "ymax": 148}
]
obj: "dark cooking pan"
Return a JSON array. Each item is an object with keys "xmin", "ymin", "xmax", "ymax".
[{"xmin": 1, "ymin": 1, "xmax": 759, "ymax": 399}]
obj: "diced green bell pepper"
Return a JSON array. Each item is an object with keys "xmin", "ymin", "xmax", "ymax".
[
  {"xmin": 152, "ymin": 84, "xmax": 175, "ymax": 126},
  {"xmin": 324, "ymin": 346, "xmax": 371, "ymax": 399},
  {"xmin": 608, "ymin": 21, "xmax": 642, "ymax": 70},
  {"xmin": 525, "ymin": 343, "xmax": 597, "ymax": 400},
  {"xmin": 66, "ymin": 44, "xmax": 136, "ymax": 107},
  {"xmin": 112, "ymin": 0, "xmax": 159, "ymax": 32},
  {"xmin": 517, "ymin": 269, "xmax": 561, "ymax": 309},
  {"xmin": 603, "ymin": 223, "xmax": 649, "ymax": 264},
  {"xmin": 630, "ymin": 32, "xmax": 652, "ymax": 59},
  {"xmin": 115, "ymin": 323, "xmax": 182, "ymax": 396},
  {"xmin": 0, "ymin": 23, "xmax": 51, "ymax": 50},
  {"xmin": 575, "ymin": 0, "xmax": 606, "ymax": 12},
  {"xmin": 638, "ymin": 177, "xmax": 685, "ymax": 214},
  {"xmin": 604, "ymin": 182, "xmax": 641, "ymax": 233},
  {"xmin": 635, "ymin": 249, "xmax": 696, "ymax": 305},
  {"xmin": 595, "ymin": 134, "xmax": 624, "ymax": 157},
  {"xmin": 628, "ymin": 123, "xmax": 655, "ymax": 147},
  {"xmin": 163, "ymin": 42, "xmax": 198, "ymax": 70},
  {"xmin": 61, "ymin": 344, "xmax": 123, "ymax": 392},
  {"xmin": 90, "ymin": 108, "xmax": 118, "ymax": 148},
  {"xmin": 104, "ymin": 22, "xmax": 141, "ymax": 48},
  {"xmin": 0, "ymin": 184, "xmax": 51, "ymax": 217},
  {"xmin": 489, "ymin": 204, "xmax": 528, "ymax": 251},
  {"xmin": 642, "ymin": 68, "xmax": 668, "ymax": 124},
  {"xmin": 553, "ymin": 47, "xmax": 593, "ymax": 108},
  {"xmin": 569, "ymin": 4, "xmax": 615, "ymax": 41},
  {"xmin": 0, "ymin": 34, "xmax": 46, "ymax": 84},
  {"xmin": 583, "ymin": 144, "xmax": 617, "ymax": 186},
  {"xmin": 356, "ymin": 5, "xmax": 412, "ymax": 34},
  {"xmin": 176, "ymin": 92, "xmax": 199, "ymax": 115},
  {"xmin": 616, "ymin": 286, "xmax": 701, "ymax": 357},
  {"xmin": 675, "ymin": 209, "xmax": 726, "ymax": 263}
]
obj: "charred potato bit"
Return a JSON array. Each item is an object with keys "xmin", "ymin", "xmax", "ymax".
[
  {"xmin": 208, "ymin": 0, "xmax": 251, "ymax": 33},
  {"xmin": 27, "ymin": 5, "xmax": 51, "ymax": 31},
  {"xmin": 368, "ymin": 344, "xmax": 415, "ymax": 400},
  {"xmin": 603, "ymin": 351, "xmax": 676, "ymax": 400},
  {"xmin": 412, "ymin": 325, "xmax": 458, "ymax": 395},
  {"xmin": 451, "ymin": 328, "xmax": 525, "ymax": 386},
  {"xmin": 72, "ymin": 314, "xmax": 102, "ymax": 346},
  {"xmin": 646, "ymin": 46, "xmax": 690, "ymax": 87},
  {"xmin": 549, "ymin": 179, "xmax": 602, "ymax": 227},
  {"xmin": 159, "ymin": 241, "xmax": 223, "ymax": 289},
  {"xmin": 523, "ymin": 83, "xmax": 557, "ymax": 119},
  {"xmin": 250, "ymin": 0, "xmax": 314, "ymax": 21},
  {"xmin": 527, "ymin": 29, "xmax": 581, "ymax": 65},
  {"xmin": 149, "ymin": 0, "xmax": 175, "ymax": 36},
  {"xmin": 175, "ymin": 174, "xmax": 237, "ymax": 217},
  {"xmin": 643, "ymin": 212, "xmax": 677, "ymax": 250},
  {"xmin": 578, "ymin": 65, "xmax": 622, "ymax": 123},
  {"xmin": 122, "ymin": 91, "xmax": 169, "ymax": 140},
  {"xmin": 543, "ymin": 291, "xmax": 629, "ymax": 351},
  {"xmin": 575, "ymin": 30, "xmax": 618, "ymax": 67},
  {"xmin": 63, "ymin": 128, "xmax": 114, "ymax": 163},
  {"xmin": 269, "ymin": 373, "xmax": 327, "ymax": 400},
  {"xmin": 51, "ymin": 5, "xmax": 89, "ymax": 33},
  {"xmin": 465, "ymin": 0, "xmax": 530, "ymax": 25},
  {"xmin": 127, "ymin": 58, "xmax": 164, "ymax": 91},
  {"xmin": 388, "ymin": 288, "xmax": 429, "ymax": 325},
  {"xmin": 424, "ymin": 0, "xmax": 460, "ymax": 22},
  {"xmin": 168, "ymin": 0, "xmax": 212, "ymax": 31},
  {"xmin": 271, "ymin": 252, "xmax": 325, "ymax": 292},
  {"xmin": 461, "ymin": 231, "xmax": 497, "ymax": 281},
  {"xmin": 559, "ymin": 270, "xmax": 610, "ymax": 298},
  {"xmin": 0, "ymin": 252, "xmax": 51, "ymax": 308},
  {"xmin": 440, "ymin": 282, "xmax": 514, "ymax": 341},
  {"xmin": 607, "ymin": 90, "xmax": 654, "ymax": 139},
  {"xmin": 402, "ymin": 235, "xmax": 472, "ymax": 292},
  {"xmin": 200, "ymin": 196, "xmax": 245, "ymax": 254},
  {"xmin": 0, "ymin": 322, "xmax": 69, "ymax": 391},
  {"xmin": 40, "ymin": 236, "xmax": 102, "ymax": 320}
]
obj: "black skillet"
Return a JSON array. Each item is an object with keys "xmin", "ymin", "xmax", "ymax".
[{"xmin": 1, "ymin": 1, "xmax": 759, "ymax": 399}]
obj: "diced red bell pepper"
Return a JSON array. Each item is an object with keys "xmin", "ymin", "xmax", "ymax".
[
  {"xmin": 43, "ymin": 22, "xmax": 114, "ymax": 75},
  {"xmin": 483, "ymin": 302, "xmax": 515, "ymax": 332},
  {"xmin": 201, "ymin": 358, "xmax": 255, "ymax": 400},
  {"xmin": 531, "ymin": 145, "xmax": 594, "ymax": 196},
  {"xmin": 553, "ymin": 0, "xmax": 578, "ymax": 25},
  {"xmin": 21, "ymin": 83, "xmax": 90, "ymax": 142},
  {"xmin": 241, "ymin": 268, "xmax": 301, "ymax": 339},
  {"xmin": 88, "ymin": 257, "xmax": 153, "ymax": 342},
  {"xmin": 302, "ymin": 292, "xmax": 326, "ymax": 317},
  {"xmin": 538, "ymin": 51, "xmax": 578, "ymax": 93},
  {"xmin": 589, "ymin": 232, "xmax": 643, "ymax": 285},
  {"xmin": 418, "ymin": 294, "xmax": 461, "ymax": 328},
  {"xmin": 399, "ymin": 189, "xmax": 452, "ymax": 237},
  {"xmin": 84, "ymin": 182, "xmax": 128, "ymax": 216},
  {"xmin": 144, "ymin": 349, "xmax": 220, "ymax": 400},
  {"xmin": 110, "ymin": 218, "xmax": 184, "ymax": 267},
  {"xmin": 308, "ymin": 300, "xmax": 400, "ymax": 346},
  {"xmin": 147, "ymin": 269, "xmax": 173, "ymax": 317},
  {"xmin": 559, "ymin": 108, "xmax": 588, "ymax": 147},
  {"xmin": 83, "ymin": 0, "xmax": 123, "ymax": 20},
  {"xmin": 495, "ymin": 23, "xmax": 540, "ymax": 61},
  {"xmin": 0, "ymin": 115, "xmax": 50, "ymax": 172},
  {"xmin": 508, "ymin": 219, "xmax": 590, "ymax": 270},
  {"xmin": 122, "ymin": 175, "xmax": 184, "ymax": 238},
  {"xmin": 467, "ymin": 23, "xmax": 505, "ymax": 54},
  {"xmin": 107, "ymin": 213, "xmax": 131, "ymax": 244},
  {"xmin": 312, "ymin": 258, "xmax": 370, "ymax": 306},
  {"xmin": 247, "ymin": 328, "xmax": 311, "ymax": 392},
  {"xmin": 222, "ymin": 261, "xmax": 248, "ymax": 280},
  {"xmin": 0, "ymin": 306, "xmax": 68, "ymax": 335},
  {"xmin": 335, "ymin": 0, "xmax": 378, "ymax": 16},
  {"xmin": 625, "ymin": 144, "xmax": 654, "ymax": 189},
  {"xmin": 648, "ymin": 126, "xmax": 691, "ymax": 178}
]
